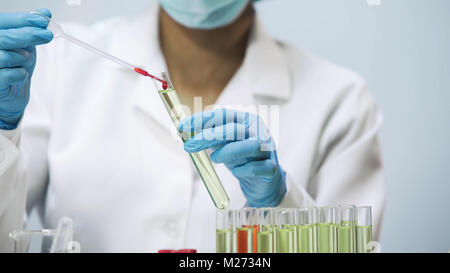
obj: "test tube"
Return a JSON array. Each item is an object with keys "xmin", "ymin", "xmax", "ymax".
[
  {"xmin": 356, "ymin": 206, "xmax": 373, "ymax": 253},
  {"xmin": 237, "ymin": 208, "xmax": 254, "ymax": 253},
  {"xmin": 151, "ymin": 73, "xmax": 230, "ymax": 210},
  {"xmin": 275, "ymin": 208, "xmax": 296, "ymax": 253},
  {"xmin": 216, "ymin": 209, "xmax": 235, "ymax": 253},
  {"xmin": 50, "ymin": 217, "xmax": 74, "ymax": 253},
  {"xmin": 297, "ymin": 207, "xmax": 317, "ymax": 253},
  {"xmin": 317, "ymin": 207, "xmax": 337, "ymax": 253},
  {"xmin": 257, "ymin": 208, "xmax": 276, "ymax": 253},
  {"xmin": 337, "ymin": 205, "xmax": 357, "ymax": 253},
  {"xmin": 251, "ymin": 208, "xmax": 260, "ymax": 253}
]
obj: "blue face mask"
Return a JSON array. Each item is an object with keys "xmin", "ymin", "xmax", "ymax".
[{"xmin": 159, "ymin": 0, "xmax": 251, "ymax": 30}]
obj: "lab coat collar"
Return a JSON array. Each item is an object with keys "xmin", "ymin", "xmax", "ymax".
[{"xmin": 108, "ymin": 3, "xmax": 292, "ymax": 133}]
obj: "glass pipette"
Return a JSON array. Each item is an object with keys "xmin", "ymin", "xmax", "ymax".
[{"xmin": 30, "ymin": 12, "xmax": 167, "ymax": 89}]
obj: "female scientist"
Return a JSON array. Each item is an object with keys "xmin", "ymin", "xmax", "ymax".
[{"xmin": 0, "ymin": 0, "xmax": 385, "ymax": 252}]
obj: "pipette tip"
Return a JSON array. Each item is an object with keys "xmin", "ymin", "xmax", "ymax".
[{"xmin": 134, "ymin": 68, "xmax": 168, "ymax": 90}]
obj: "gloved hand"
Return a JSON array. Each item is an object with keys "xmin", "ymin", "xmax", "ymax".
[
  {"xmin": 179, "ymin": 109, "xmax": 286, "ymax": 207},
  {"xmin": 0, "ymin": 9, "xmax": 53, "ymax": 130}
]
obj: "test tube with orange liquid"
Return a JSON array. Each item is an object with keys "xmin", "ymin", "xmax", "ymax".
[{"xmin": 237, "ymin": 208, "xmax": 256, "ymax": 253}]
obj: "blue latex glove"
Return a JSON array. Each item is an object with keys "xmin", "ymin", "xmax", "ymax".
[
  {"xmin": 179, "ymin": 109, "xmax": 286, "ymax": 207},
  {"xmin": 0, "ymin": 9, "xmax": 53, "ymax": 130}
]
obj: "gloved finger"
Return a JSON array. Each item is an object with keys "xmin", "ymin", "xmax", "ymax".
[
  {"xmin": 0, "ymin": 67, "xmax": 28, "ymax": 90},
  {"xmin": 209, "ymin": 144, "xmax": 224, "ymax": 152},
  {"xmin": 33, "ymin": 8, "xmax": 52, "ymax": 19},
  {"xmin": 184, "ymin": 122, "xmax": 250, "ymax": 153},
  {"xmin": 0, "ymin": 27, "xmax": 53, "ymax": 50},
  {"xmin": 0, "ymin": 11, "xmax": 51, "ymax": 29},
  {"xmin": 179, "ymin": 108, "xmax": 254, "ymax": 134},
  {"xmin": 21, "ymin": 47, "xmax": 36, "ymax": 73},
  {"xmin": 0, "ymin": 49, "xmax": 33, "ymax": 68},
  {"xmin": 231, "ymin": 159, "xmax": 279, "ymax": 179},
  {"xmin": 211, "ymin": 138, "xmax": 271, "ymax": 165}
]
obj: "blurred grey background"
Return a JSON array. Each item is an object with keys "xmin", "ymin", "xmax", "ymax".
[{"xmin": 2, "ymin": 0, "xmax": 449, "ymax": 252}]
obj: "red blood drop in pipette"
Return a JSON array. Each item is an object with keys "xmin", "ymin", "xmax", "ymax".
[{"xmin": 134, "ymin": 68, "xmax": 168, "ymax": 90}]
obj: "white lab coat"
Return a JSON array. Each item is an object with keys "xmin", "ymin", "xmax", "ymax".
[{"xmin": 0, "ymin": 4, "xmax": 385, "ymax": 252}]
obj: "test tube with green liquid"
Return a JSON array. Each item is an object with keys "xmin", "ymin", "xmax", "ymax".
[
  {"xmin": 297, "ymin": 207, "xmax": 317, "ymax": 253},
  {"xmin": 151, "ymin": 73, "xmax": 230, "ymax": 210},
  {"xmin": 216, "ymin": 209, "xmax": 235, "ymax": 253},
  {"xmin": 257, "ymin": 208, "xmax": 276, "ymax": 253},
  {"xmin": 237, "ymin": 208, "xmax": 253, "ymax": 253},
  {"xmin": 317, "ymin": 207, "xmax": 337, "ymax": 253},
  {"xmin": 275, "ymin": 208, "xmax": 296, "ymax": 253},
  {"xmin": 337, "ymin": 205, "xmax": 357, "ymax": 253},
  {"xmin": 356, "ymin": 206, "xmax": 373, "ymax": 253}
]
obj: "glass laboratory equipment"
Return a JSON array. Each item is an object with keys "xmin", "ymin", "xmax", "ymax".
[
  {"xmin": 9, "ymin": 217, "xmax": 78, "ymax": 253},
  {"xmin": 31, "ymin": 12, "xmax": 166, "ymax": 84},
  {"xmin": 216, "ymin": 209, "xmax": 235, "ymax": 253},
  {"xmin": 237, "ymin": 208, "xmax": 254, "ymax": 253},
  {"xmin": 317, "ymin": 207, "xmax": 337, "ymax": 253},
  {"xmin": 337, "ymin": 205, "xmax": 357, "ymax": 253},
  {"xmin": 356, "ymin": 206, "xmax": 373, "ymax": 253},
  {"xmin": 297, "ymin": 207, "xmax": 318, "ymax": 253},
  {"xmin": 250, "ymin": 208, "xmax": 260, "ymax": 253},
  {"xmin": 275, "ymin": 208, "xmax": 296, "ymax": 253},
  {"xmin": 151, "ymin": 72, "xmax": 230, "ymax": 210},
  {"xmin": 257, "ymin": 208, "xmax": 276, "ymax": 253}
]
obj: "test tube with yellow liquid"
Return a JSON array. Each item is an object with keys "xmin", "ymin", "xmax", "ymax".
[
  {"xmin": 317, "ymin": 207, "xmax": 337, "ymax": 253},
  {"xmin": 275, "ymin": 208, "xmax": 296, "ymax": 253},
  {"xmin": 257, "ymin": 208, "xmax": 276, "ymax": 253},
  {"xmin": 297, "ymin": 207, "xmax": 318, "ymax": 253},
  {"xmin": 216, "ymin": 209, "xmax": 235, "ymax": 253},
  {"xmin": 151, "ymin": 73, "xmax": 230, "ymax": 210},
  {"xmin": 356, "ymin": 206, "xmax": 373, "ymax": 253},
  {"xmin": 337, "ymin": 205, "xmax": 357, "ymax": 253}
]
